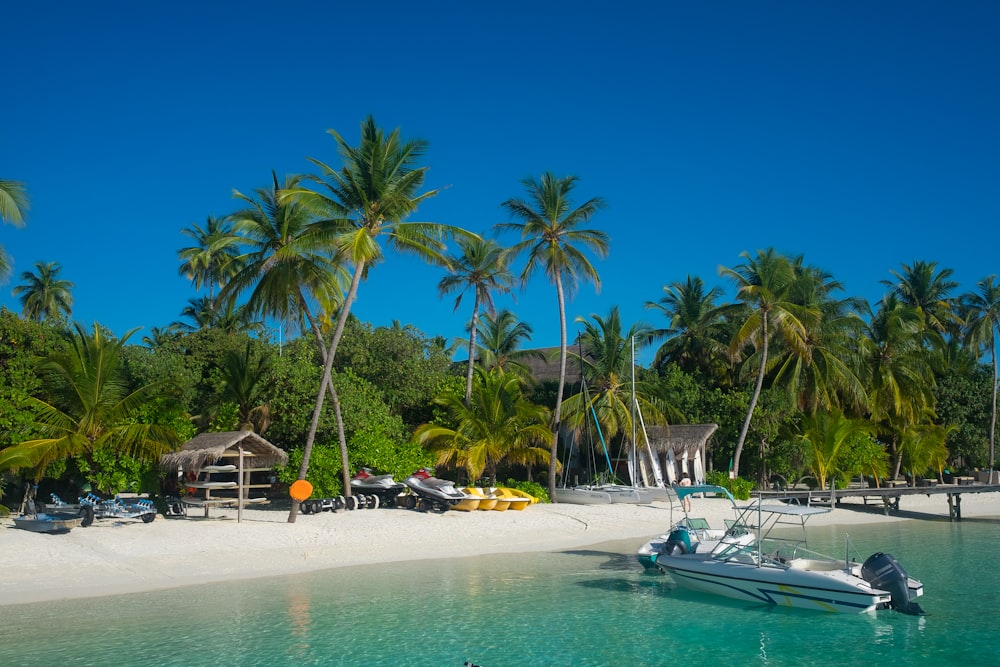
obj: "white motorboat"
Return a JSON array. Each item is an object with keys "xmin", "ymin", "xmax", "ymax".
[{"xmin": 654, "ymin": 500, "xmax": 925, "ymax": 614}]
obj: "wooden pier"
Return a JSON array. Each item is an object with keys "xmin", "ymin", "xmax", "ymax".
[{"xmin": 756, "ymin": 483, "xmax": 1000, "ymax": 521}]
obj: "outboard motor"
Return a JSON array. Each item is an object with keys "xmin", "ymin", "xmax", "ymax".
[
  {"xmin": 665, "ymin": 527, "xmax": 692, "ymax": 555},
  {"xmin": 861, "ymin": 552, "xmax": 925, "ymax": 615}
]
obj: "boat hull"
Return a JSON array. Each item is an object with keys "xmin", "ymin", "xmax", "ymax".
[
  {"xmin": 552, "ymin": 487, "xmax": 612, "ymax": 505},
  {"xmin": 659, "ymin": 556, "xmax": 891, "ymax": 613},
  {"xmin": 13, "ymin": 513, "xmax": 83, "ymax": 534}
]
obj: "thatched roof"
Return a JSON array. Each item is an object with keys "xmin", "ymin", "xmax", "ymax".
[
  {"xmin": 521, "ymin": 347, "xmax": 586, "ymax": 384},
  {"xmin": 645, "ymin": 424, "xmax": 719, "ymax": 454},
  {"xmin": 161, "ymin": 431, "xmax": 288, "ymax": 472}
]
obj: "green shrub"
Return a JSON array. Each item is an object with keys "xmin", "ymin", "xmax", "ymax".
[
  {"xmin": 505, "ymin": 478, "xmax": 550, "ymax": 504},
  {"xmin": 705, "ymin": 470, "xmax": 754, "ymax": 500},
  {"xmin": 278, "ymin": 445, "xmax": 343, "ymax": 498},
  {"xmin": 76, "ymin": 449, "xmax": 159, "ymax": 496}
]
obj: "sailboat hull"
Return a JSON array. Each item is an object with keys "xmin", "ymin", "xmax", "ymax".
[{"xmin": 552, "ymin": 487, "xmax": 613, "ymax": 505}]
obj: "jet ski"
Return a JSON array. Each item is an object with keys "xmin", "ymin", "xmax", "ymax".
[
  {"xmin": 350, "ymin": 468, "xmax": 407, "ymax": 507},
  {"xmin": 402, "ymin": 468, "xmax": 478, "ymax": 512}
]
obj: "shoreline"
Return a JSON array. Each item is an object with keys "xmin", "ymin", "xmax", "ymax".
[{"xmin": 2, "ymin": 492, "xmax": 997, "ymax": 607}]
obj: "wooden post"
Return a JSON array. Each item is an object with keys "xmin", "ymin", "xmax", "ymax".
[{"xmin": 238, "ymin": 446, "xmax": 244, "ymax": 523}]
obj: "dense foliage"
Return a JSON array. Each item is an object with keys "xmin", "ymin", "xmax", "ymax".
[{"xmin": 5, "ymin": 119, "xmax": 999, "ymax": 505}]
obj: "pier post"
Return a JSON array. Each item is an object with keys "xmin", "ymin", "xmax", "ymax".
[{"xmin": 947, "ymin": 493, "xmax": 962, "ymax": 521}]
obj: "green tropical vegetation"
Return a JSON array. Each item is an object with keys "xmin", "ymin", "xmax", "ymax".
[
  {"xmin": 0, "ymin": 178, "xmax": 29, "ymax": 281},
  {"xmin": 2, "ymin": 118, "xmax": 998, "ymax": 515},
  {"xmin": 12, "ymin": 261, "xmax": 74, "ymax": 322}
]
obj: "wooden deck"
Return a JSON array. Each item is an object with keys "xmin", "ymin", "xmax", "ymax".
[{"xmin": 756, "ymin": 483, "xmax": 1000, "ymax": 521}]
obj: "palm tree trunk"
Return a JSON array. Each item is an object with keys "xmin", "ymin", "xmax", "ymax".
[
  {"xmin": 991, "ymin": 335, "xmax": 997, "ymax": 471},
  {"xmin": 732, "ymin": 314, "xmax": 768, "ymax": 476},
  {"xmin": 288, "ymin": 261, "xmax": 366, "ymax": 523},
  {"xmin": 302, "ymin": 302, "xmax": 353, "ymax": 496},
  {"xmin": 465, "ymin": 294, "xmax": 481, "ymax": 407},
  {"xmin": 549, "ymin": 274, "xmax": 568, "ymax": 501}
]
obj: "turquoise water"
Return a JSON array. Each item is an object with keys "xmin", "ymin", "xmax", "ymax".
[{"xmin": 2, "ymin": 518, "xmax": 999, "ymax": 666}]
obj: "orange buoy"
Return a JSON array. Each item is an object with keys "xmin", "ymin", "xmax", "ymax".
[{"xmin": 289, "ymin": 480, "xmax": 313, "ymax": 502}]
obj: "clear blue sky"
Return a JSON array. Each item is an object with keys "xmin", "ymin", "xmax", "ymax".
[{"xmin": 3, "ymin": 1, "xmax": 998, "ymax": 365}]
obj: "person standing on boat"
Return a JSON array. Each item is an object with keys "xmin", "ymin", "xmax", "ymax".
[{"xmin": 679, "ymin": 472, "xmax": 692, "ymax": 512}]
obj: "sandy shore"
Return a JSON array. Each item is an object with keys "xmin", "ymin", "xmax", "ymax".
[{"xmin": 2, "ymin": 491, "xmax": 997, "ymax": 607}]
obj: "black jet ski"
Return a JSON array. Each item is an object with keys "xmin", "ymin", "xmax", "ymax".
[
  {"xmin": 350, "ymin": 468, "xmax": 407, "ymax": 507},
  {"xmin": 402, "ymin": 468, "xmax": 477, "ymax": 512}
]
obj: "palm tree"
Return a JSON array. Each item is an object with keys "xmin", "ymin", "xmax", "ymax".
[
  {"xmin": 438, "ymin": 236, "xmax": 513, "ymax": 405},
  {"xmin": 222, "ymin": 172, "xmax": 347, "ymax": 334},
  {"xmin": 415, "ymin": 367, "xmax": 552, "ymax": 485},
  {"xmin": 881, "ymin": 260, "xmax": 960, "ymax": 336},
  {"xmin": 177, "ymin": 215, "xmax": 242, "ymax": 300},
  {"xmin": 0, "ymin": 178, "xmax": 29, "ymax": 281},
  {"xmin": 496, "ymin": 173, "xmax": 609, "ymax": 500},
  {"xmin": 173, "ymin": 297, "xmax": 266, "ymax": 336},
  {"xmin": 799, "ymin": 409, "xmax": 874, "ymax": 491},
  {"xmin": 12, "ymin": 261, "xmax": 74, "ymax": 322},
  {"xmin": 0, "ymin": 324, "xmax": 179, "ymax": 478},
  {"xmin": 857, "ymin": 294, "xmax": 937, "ymax": 478},
  {"xmin": 899, "ymin": 422, "xmax": 953, "ymax": 484},
  {"xmin": 719, "ymin": 249, "xmax": 818, "ymax": 476},
  {"xmin": 475, "ymin": 309, "xmax": 544, "ymax": 378},
  {"xmin": 961, "ymin": 275, "xmax": 1000, "ymax": 471},
  {"xmin": 220, "ymin": 171, "xmax": 352, "ymax": 492},
  {"xmin": 218, "ymin": 341, "xmax": 273, "ymax": 433},
  {"xmin": 646, "ymin": 275, "xmax": 736, "ymax": 379},
  {"xmin": 142, "ymin": 325, "xmax": 183, "ymax": 348},
  {"xmin": 769, "ymin": 261, "xmax": 867, "ymax": 415},
  {"xmin": 283, "ymin": 116, "xmax": 461, "ymax": 522}
]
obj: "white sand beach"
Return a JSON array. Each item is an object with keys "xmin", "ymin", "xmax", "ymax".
[{"xmin": 2, "ymin": 491, "xmax": 997, "ymax": 607}]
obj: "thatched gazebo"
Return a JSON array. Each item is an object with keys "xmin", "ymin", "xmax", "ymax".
[
  {"xmin": 161, "ymin": 431, "xmax": 288, "ymax": 473},
  {"xmin": 644, "ymin": 423, "xmax": 718, "ymax": 484},
  {"xmin": 161, "ymin": 431, "xmax": 288, "ymax": 520}
]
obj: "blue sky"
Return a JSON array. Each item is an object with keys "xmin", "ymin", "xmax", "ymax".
[{"xmin": 3, "ymin": 1, "xmax": 998, "ymax": 365}]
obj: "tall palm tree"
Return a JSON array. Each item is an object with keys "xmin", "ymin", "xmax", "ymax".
[
  {"xmin": 881, "ymin": 260, "xmax": 960, "ymax": 336},
  {"xmin": 719, "ymin": 249, "xmax": 817, "ymax": 476},
  {"xmin": 12, "ymin": 261, "xmax": 74, "ymax": 322},
  {"xmin": 0, "ymin": 178, "xmax": 29, "ymax": 281},
  {"xmin": 646, "ymin": 275, "xmax": 736, "ymax": 379},
  {"xmin": 769, "ymin": 260, "xmax": 867, "ymax": 415},
  {"xmin": 961, "ymin": 275, "xmax": 1000, "ymax": 470},
  {"xmin": 857, "ymin": 294, "xmax": 937, "ymax": 478},
  {"xmin": 283, "ymin": 116, "xmax": 461, "ymax": 522},
  {"xmin": 177, "ymin": 215, "xmax": 242, "ymax": 300},
  {"xmin": 438, "ymin": 236, "xmax": 513, "ymax": 405},
  {"xmin": 0, "ymin": 324, "xmax": 179, "ymax": 477},
  {"xmin": 415, "ymin": 367, "xmax": 552, "ymax": 485},
  {"xmin": 496, "ymin": 173, "xmax": 609, "ymax": 500},
  {"xmin": 222, "ymin": 172, "xmax": 347, "ymax": 334},
  {"xmin": 475, "ymin": 309, "xmax": 544, "ymax": 378}
]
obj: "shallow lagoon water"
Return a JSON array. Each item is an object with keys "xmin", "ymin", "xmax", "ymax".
[{"xmin": 2, "ymin": 518, "xmax": 998, "ymax": 666}]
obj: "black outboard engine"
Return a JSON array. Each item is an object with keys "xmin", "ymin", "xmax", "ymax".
[
  {"xmin": 665, "ymin": 527, "xmax": 692, "ymax": 555},
  {"xmin": 861, "ymin": 552, "xmax": 925, "ymax": 615}
]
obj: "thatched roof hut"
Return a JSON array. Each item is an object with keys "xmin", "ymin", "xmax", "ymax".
[
  {"xmin": 161, "ymin": 431, "xmax": 288, "ymax": 472},
  {"xmin": 645, "ymin": 424, "xmax": 718, "ymax": 455},
  {"xmin": 644, "ymin": 423, "xmax": 719, "ymax": 484}
]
